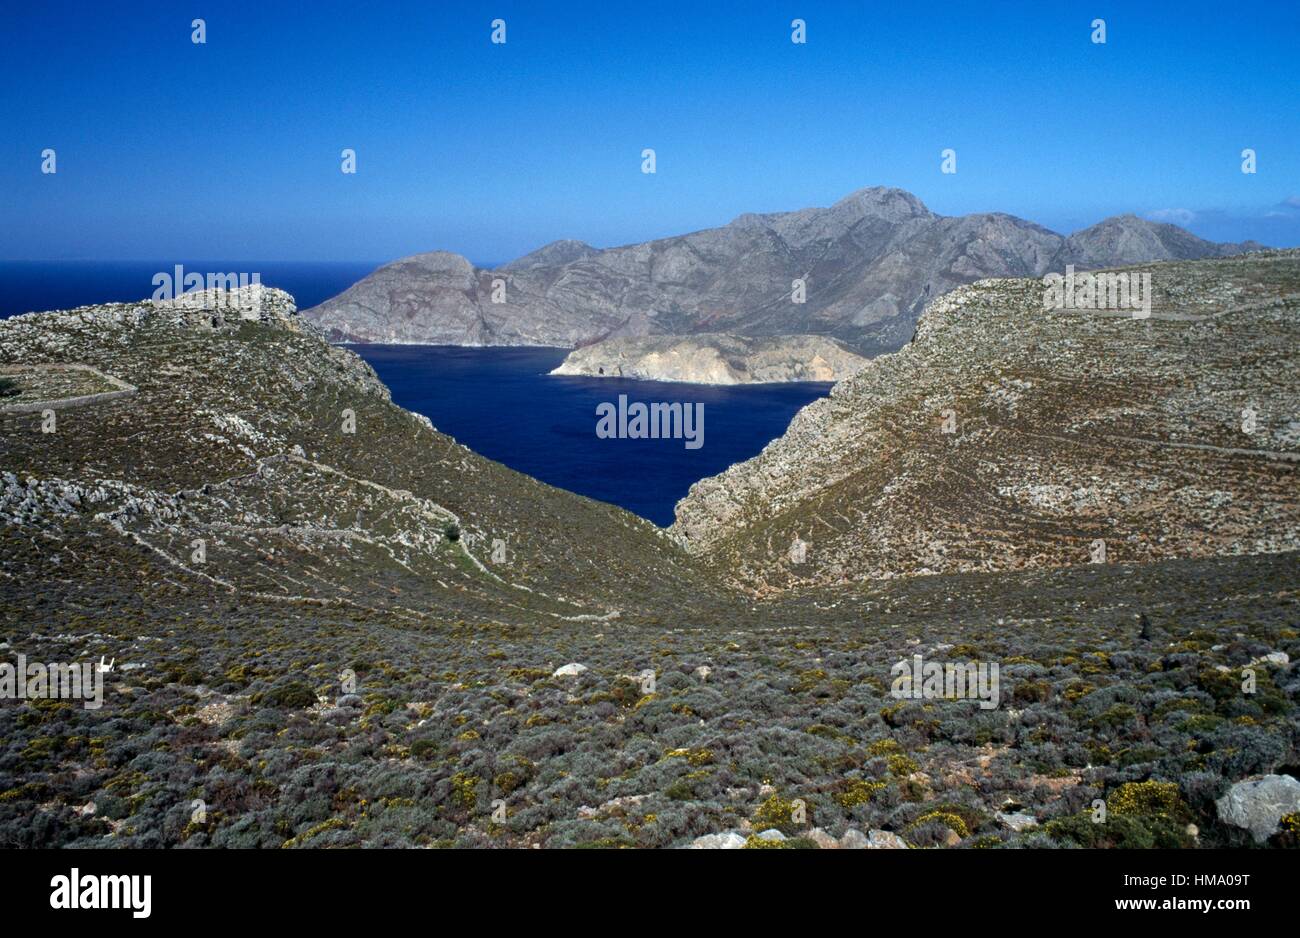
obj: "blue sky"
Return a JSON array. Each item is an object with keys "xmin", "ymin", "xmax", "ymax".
[{"xmin": 2, "ymin": 0, "xmax": 1297, "ymax": 262}]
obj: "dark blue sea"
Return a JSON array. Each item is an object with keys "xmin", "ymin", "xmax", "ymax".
[
  {"xmin": 356, "ymin": 345, "xmax": 829, "ymax": 525},
  {"xmin": 0, "ymin": 261, "xmax": 379, "ymax": 317},
  {"xmin": 0, "ymin": 263, "xmax": 832, "ymax": 525}
]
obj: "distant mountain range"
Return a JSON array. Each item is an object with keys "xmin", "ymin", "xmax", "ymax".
[{"xmin": 303, "ymin": 186, "xmax": 1263, "ymax": 355}]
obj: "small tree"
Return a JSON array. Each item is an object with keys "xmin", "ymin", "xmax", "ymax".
[
  {"xmin": 442, "ymin": 521, "xmax": 460, "ymax": 542},
  {"xmin": 0, "ymin": 376, "xmax": 19, "ymax": 398}
]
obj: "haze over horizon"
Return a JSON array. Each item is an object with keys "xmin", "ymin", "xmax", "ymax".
[{"xmin": 2, "ymin": 0, "xmax": 1297, "ymax": 262}]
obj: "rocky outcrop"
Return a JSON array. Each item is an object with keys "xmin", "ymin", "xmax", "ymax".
[
  {"xmin": 670, "ymin": 251, "xmax": 1300, "ymax": 593},
  {"xmin": 303, "ymin": 187, "xmax": 1261, "ymax": 354},
  {"xmin": 549, "ymin": 333, "xmax": 869, "ymax": 384}
]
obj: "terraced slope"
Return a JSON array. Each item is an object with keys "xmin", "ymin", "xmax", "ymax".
[{"xmin": 672, "ymin": 251, "xmax": 1300, "ymax": 594}]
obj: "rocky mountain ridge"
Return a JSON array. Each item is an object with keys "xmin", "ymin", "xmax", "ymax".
[{"xmin": 303, "ymin": 187, "xmax": 1263, "ymax": 356}]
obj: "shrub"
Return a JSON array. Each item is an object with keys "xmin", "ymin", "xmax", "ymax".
[
  {"xmin": 256, "ymin": 681, "xmax": 318, "ymax": 709},
  {"xmin": 410, "ymin": 739, "xmax": 439, "ymax": 761},
  {"xmin": 834, "ymin": 778, "xmax": 885, "ymax": 809},
  {"xmin": 752, "ymin": 794, "xmax": 807, "ymax": 834},
  {"xmin": 909, "ymin": 810, "xmax": 970, "ymax": 838}
]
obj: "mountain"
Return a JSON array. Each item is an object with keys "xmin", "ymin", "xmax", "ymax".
[
  {"xmin": 670, "ymin": 250, "xmax": 1300, "ymax": 594},
  {"xmin": 1065, "ymin": 215, "xmax": 1264, "ymax": 267},
  {"xmin": 302, "ymin": 187, "xmax": 1262, "ymax": 355}
]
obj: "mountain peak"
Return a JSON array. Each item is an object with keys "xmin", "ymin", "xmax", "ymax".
[
  {"xmin": 500, "ymin": 239, "xmax": 600, "ymax": 271},
  {"xmin": 831, "ymin": 186, "xmax": 933, "ymax": 220}
]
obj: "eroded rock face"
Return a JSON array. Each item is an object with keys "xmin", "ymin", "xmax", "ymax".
[
  {"xmin": 549, "ymin": 333, "xmax": 870, "ymax": 385},
  {"xmin": 302, "ymin": 187, "xmax": 1260, "ymax": 354},
  {"xmin": 670, "ymin": 251, "xmax": 1300, "ymax": 593}
]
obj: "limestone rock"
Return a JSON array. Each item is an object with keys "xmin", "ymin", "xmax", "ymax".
[
  {"xmin": 688, "ymin": 832, "xmax": 747, "ymax": 849},
  {"xmin": 841, "ymin": 829, "xmax": 909, "ymax": 849},
  {"xmin": 806, "ymin": 828, "xmax": 840, "ymax": 849},
  {"xmin": 1216, "ymin": 774, "xmax": 1300, "ymax": 843},
  {"xmin": 996, "ymin": 811, "xmax": 1039, "ymax": 832}
]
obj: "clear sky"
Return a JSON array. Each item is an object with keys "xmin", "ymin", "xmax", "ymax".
[{"xmin": 2, "ymin": 0, "xmax": 1297, "ymax": 262}]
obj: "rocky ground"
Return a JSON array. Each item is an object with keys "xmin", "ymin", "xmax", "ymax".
[{"xmin": 1, "ymin": 274, "xmax": 1296, "ymax": 849}]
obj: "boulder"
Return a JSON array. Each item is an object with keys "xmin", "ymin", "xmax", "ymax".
[
  {"xmin": 996, "ymin": 811, "xmax": 1039, "ymax": 832},
  {"xmin": 688, "ymin": 832, "xmax": 747, "ymax": 850},
  {"xmin": 806, "ymin": 828, "xmax": 840, "ymax": 850},
  {"xmin": 1215, "ymin": 774, "xmax": 1300, "ymax": 843},
  {"xmin": 841, "ymin": 828, "xmax": 908, "ymax": 849}
]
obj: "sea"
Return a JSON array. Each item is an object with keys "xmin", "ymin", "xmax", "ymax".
[{"xmin": 0, "ymin": 261, "xmax": 833, "ymax": 525}]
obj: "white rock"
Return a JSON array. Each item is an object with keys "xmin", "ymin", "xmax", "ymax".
[
  {"xmin": 839, "ymin": 829, "xmax": 869, "ymax": 849},
  {"xmin": 865, "ymin": 829, "xmax": 909, "ymax": 849},
  {"xmin": 694, "ymin": 665, "xmax": 712, "ymax": 681},
  {"xmin": 1216, "ymin": 774, "xmax": 1300, "ymax": 843},
  {"xmin": 688, "ymin": 832, "xmax": 747, "ymax": 849},
  {"xmin": 552, "ymin": 663, "xmax": 588, "ymax": 678},
  {"xmin": 754, "ymin": 828, "xmax": 786, "ymax": 842},
  {"xmin": 1250, "ymin": 652, "xmax": 1289, "ymax": 668},
  {"xmin": 806, "ymin": 827, "xmax": 839, "ymax": 849},
  {"xmin": 995, "ymin": 811, "xmax": 1039, "ymax": 832}
]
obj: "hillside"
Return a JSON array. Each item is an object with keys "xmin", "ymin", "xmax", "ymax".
[
  {"xmin": 0, "ymin": 286, "xmax": 722, "ymax": 628},
  {"xmin": 672, "ymin": 251, "xmax": 1300, "ymax": 593},
  {"xmin": 302, "ymin": 187, "xmax": 1261, "ymax": 356}
]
